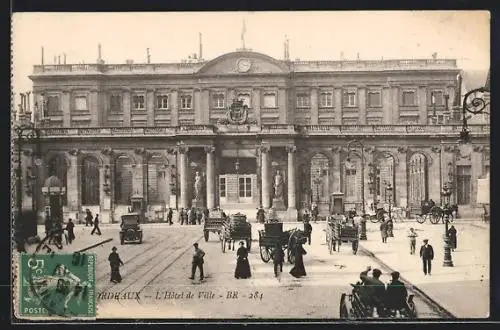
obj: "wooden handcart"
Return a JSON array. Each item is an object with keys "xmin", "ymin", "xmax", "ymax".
[
  {"xmin": 325, "ymin": 215, "xmax": 359, "ymax": 254},
  {"xmin": 220, "ymin": 213, "xmax": 252, "ymax": 252},
  {"xmin": 203, "ymin": 209, "xmax": 226, "ymax": 241}
]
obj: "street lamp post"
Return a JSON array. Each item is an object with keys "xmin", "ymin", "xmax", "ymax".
[
  {"xmin": 459, "ymin": 85, "xmax": 489, "ymax": 145},
  {"xmin": 313, "ymin": 169, "xmax": 321, "ymax": 205},
  {"xmin": 346, "ymin": 139, "xmax": 367, "ymax": 240},
  {"xmin": 441, "ymin": 184, "xmax": 454, "ymax": 267},
  {"xmin": 13, "ymin": 118, "xmax": 42, "ymax": 251},
  {"xmin": 385, "ymin": 183, "xmax": 393, "ymax": 220}
]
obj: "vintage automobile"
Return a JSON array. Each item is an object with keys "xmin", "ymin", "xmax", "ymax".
[{"xmin": 119, "ymin": 213, "xmax": 143, "ymax": 245}]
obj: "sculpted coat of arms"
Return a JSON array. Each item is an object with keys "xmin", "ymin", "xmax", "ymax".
[{"xmin": 218, "ymin": 98, "xmax": 256, "ymax": 125}]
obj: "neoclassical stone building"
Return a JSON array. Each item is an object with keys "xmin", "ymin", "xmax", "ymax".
[{"xmin": 19, "ymin": 50, "xmax": 490, "ymax": 223}]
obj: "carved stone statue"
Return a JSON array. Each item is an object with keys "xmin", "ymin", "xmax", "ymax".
[
  {"xmin": 194, "ymin": 171, "xmax": 203, "ymax": 200},
  {"xmin": 273, "ymin": 170, "xmax": 284, "ymax": 199}
]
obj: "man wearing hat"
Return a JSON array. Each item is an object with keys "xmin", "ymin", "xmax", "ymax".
[
  {"xmin": 189, "ymin": 243, "xmax": 205, "ymax": 281},
  {"xmin": 108, "ymin": 247, "xmax": 124, "ymax": 283},
  {"xmin": 419, "ymin": 239, "xmax": 434, "ymax": 275},
  {"xmin": 385, "ymin": 271, "xmax": 409, "ymax": 313},
  {"xmin": 359, "ymin": 266, "xmax": 386, "ymax": 315}
]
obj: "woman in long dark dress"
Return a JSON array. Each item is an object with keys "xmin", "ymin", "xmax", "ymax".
[
  {"xmin": 290, "ymin": 241, "xmax": 307, "ymax": 278},
  {"xmin": 235, "ymin": 241, "xmax": 251, "ymax": 279},
  {"xmin": 108, "ymin": 247, "xmax": 124, "ymax": 283}
]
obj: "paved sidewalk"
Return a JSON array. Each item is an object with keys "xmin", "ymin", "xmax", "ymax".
[{"xmin": 360, "ymin": 221, "xmax": 490, "ymax": 318}]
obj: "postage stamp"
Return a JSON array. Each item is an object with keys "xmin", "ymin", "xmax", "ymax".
[{"xmin": 19, "ymin": 253, "xmax": 96, "ymax": 318}]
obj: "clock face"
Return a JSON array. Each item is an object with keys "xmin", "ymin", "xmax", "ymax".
[{"xmin": 237, "ymin": 59, "xmax": 252, "ymax": 72}]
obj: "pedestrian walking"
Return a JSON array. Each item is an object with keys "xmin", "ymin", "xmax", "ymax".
[
  {"xmin": 256, "ymin": 206, "xmax": 266, "ymax": 223},
  {"xmin": 91, "ymin": 214, "xmax": 101, "ymax": 235},
  {"xmin": 271, "ymin": 243, "xmax": 285, "ymax": 279},
  {"xmin": 179, "ymin": 208, "xmax": 185, "ymax": 225},
  {"xmin": 311, "ymin": 204, "xmax": 319, "ymax": 223},
  {"xmin": 289, "ymin": 240, "xmax": 307, "ymax": 278},
  {"xmin": 408, "ymin": 227, "xmax": 418, "ymax": 255},
  {"xmin": 386, "ymin": 219, "xmax": 394, "ymax": 237},
  {"xmin": 167, "ymin": 207, "xmax": 173, "ymax": 225},
  {"xmin": 189, "ymin": 207, "xmax": 197, "ymax": 225},
  {"xmin": 44, "ymin": 210, "xmax": 52, "ymax": 236},
  {"xmin": 108, "ymin": 247, "xmax": 124, "ymax": 283},
  {"xmin": 85, "ymin": 209, "xmax": 93, "ymax": 227},
  {"xmin": 203, "ymin": 207, "xmax": 209, "ymax": 223},
  {"xmin": 380, "ymin": 220, "xmax": 388, "ymax": 243},
  {"xmin": 65, "ymin": 218, "xmax": 75, "ymax": 244},
  {"xmin": 419, "ymin": 239, "xmax": 434, "ymax": 276},
  {"xmin": 303, "ymin": 220, "xmax": 312, "ymax": 245},
  {"xmin": 447, "ymin": 225, "xmax": 457, "ymax": 251},
  {"xmin": 234, "ymin": 241, "xmax": 251, "ymax": 279},
  {"xmin": 189, "ymin": 243, "xmax": 205, "ymax": 281},
  {"xmin": 196, "ymin": 209, "xmax": 203, "ymax": 225}
]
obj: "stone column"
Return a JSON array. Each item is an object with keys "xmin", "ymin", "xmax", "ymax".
[
  {"xmin": 278, "ymin": 88, "xmax": 287, "ymax": 124},
  {"xmin": 253, "ymin": 88, "xmax": 261, "ymax": 125},
  {"xmin": 260, "ymin": 145, "xmax": 271, "ymax": 209},
  {"xmin": 395, "ymin": 147, "xmax": 408, "ymax": 208},
  {"xmin": 418, "ymin": 86, "xmax": 428, "ymax": 125},
  {"xmin": 194, "ymin": 88, "xmax": 202, "ymax": 124},
  {"xmin": 334, "ymin": 87, "xmax": 342, "ymax": 125},
  {"xmin": 205, "ymin": 146, "xmax": 216, "ymax": 210},
  {"xmin": 99, "ymin": 150, "xmax": 113, "ymax": 224},
  {"xmin": 286, "ymin": 145, "xmax": 297, "ymax": 220},
  {"xmin": 178, "ymin": 144, "xmax": 189, "ymax": 209},
  {"xmin": 391, "ymin": 86, "xmax": 400, "ymax": 124},
  {"xmin": 66, "ymin": 149, "xmax": 81, "ymax": 215},
  {"xmin": 358, "ymin": 86, "xmax": 367, "ymax": 125},
  {"xmin": 123, "ymin": 89, "xmax": 131, "ymax": 127},
  {"xmin": 90, "ymin": 89, "xmax": 99, "ymax": 126},
  {"xmin": 331, "ymin": 147, "xmax": 341, "ymax": 193},
  {"xmin": 310, "ymin": 88, "xmax": 319, "ymax": 125},
  {"xmin": 171, "ymin": 89, "xmax": 179, "ymax": 126},
  {"xmin": 146, "ymin": 89, "xmax": 155, "ymax": 126},
  {"xmin": 62, "ymin": 90, "xmax": 71, "ymax": 127}
]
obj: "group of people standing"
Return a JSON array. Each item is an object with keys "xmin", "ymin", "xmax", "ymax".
[
  {"xmin": 177, "ymin": 207, "xmax": 209, "ymax": 225},
  {"xmin": 379, "ymin": 218, "xmax": 394, "ymax": 243}
]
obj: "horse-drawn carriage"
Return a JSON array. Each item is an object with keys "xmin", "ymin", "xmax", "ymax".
[
  {"xmin": 412, "ymin": 201, "xmax": 456, "ymax": 224},
  {"xmin": 258, "ymin": 222, "xmax": 306, "ymax": 264},
  {"xmin": 339, "ymin": 281, "xmax": 417, "ymax": 319},
  {"xmin": 325, "ymin": 215, "xmax": 359, "ymax": 254},
  {"xmin": 203, "ymin": 209, "xmax": 226, "ymax": 241},
  {"xmin": 220, "ymin": 213, "xmax": 252, "ymax": 252}
]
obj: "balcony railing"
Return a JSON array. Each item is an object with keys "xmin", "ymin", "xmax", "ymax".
[{"xmin": 35, "ymin": 124, "xmax": 489, "ymax": 139}]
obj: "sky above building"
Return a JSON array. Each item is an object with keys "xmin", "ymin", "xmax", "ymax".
[{"xmin": 12, "ymin": 11, "xmax": 490, "ymax": 110}]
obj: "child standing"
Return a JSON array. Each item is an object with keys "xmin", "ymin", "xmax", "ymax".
[{"xmin": 408, "ymin": 227, "xmax": 418, "ymax": 254}]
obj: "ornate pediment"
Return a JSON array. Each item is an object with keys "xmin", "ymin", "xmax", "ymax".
[{"xmin": 197, "ymin": 51, "xmax": 289, "ymax": 75}]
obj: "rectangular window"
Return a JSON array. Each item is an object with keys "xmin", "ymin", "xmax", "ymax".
[
  {"xmin": 219, "ymin": 177, "xmax": 226, "ymax": 198},
  {"xmin": 46, "ymin": 95, "xmax": 60, "ymax": 115},
  {"xmin": 263, "ymin": 92, "xmax": 277, "ymax": 108},
  {"xmin": 239, "ymin": 177, "xmax": 252, "ymax": 198},
  {"xmin": 180, "ymin": 94, "xmax": 193, "ymax": 109},
  {"xmin": 133, "ymin": 95, "xmax": 145, "ymax": 110},
  {"xmin": 343, "ymin": 90, "xmax": 357, "ymax": 107},
  {"xmin": 156, "ymin": 95, "xmax": 169, "ymax": 109},
  {"xmin": 238, "ymin": 93, "xmax": 251, "ymax": 108},
  {"xmin": 431, "ymin": 91, "xmax": 444, "ymax": 106},
  {"xmin": 74, "ymin": 96, "xmax": 88, "ymax": 111},
  {"xmin": 109, "ymin": 95, "xmax": 122, "ymax": 113},
  {"xmin": 456, "ymin": 165, "xmax": 471, "ymax": 205},
  {"xmin": 296, "ymin": 93, "xmax": 310, "ymax": 108},
  {"xmin": 437, "ymin": 114, "xmax": 444, "ymax": 124},
  {"xmin": 211, "ymin": 93, "xmax": 225, "ymax": 109},
  {"xmin": 320, "ymin": 91, "xmax": 333, "ymax": 107},
  {"xmin": 402, "ymin": 91, "xmax": 416, "ymax": 106},
  {"xmin": 367, "ymin": 91, "xmax": 381, "ymax": 107}
]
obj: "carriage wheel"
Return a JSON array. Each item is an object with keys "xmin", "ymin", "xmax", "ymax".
[
  {"xmin": 370, "ymin": 214, "xmax": 380, "ymax": 223},
  {"xmin": 259, "ymin": 246, "xmax": 271, "ymax": 263},
  {"xmin": 415, "ymin": 215, "xmax": 425, "ymax": 224},
  {"xmin": 204, "ymin": 230, "xmax": 209, "ymax": 242},
  {"xmin": 352, "ymin": 241, "xmax": 358, "ymax": 255},
  {"xmin": 340, "ymin": 293, "xmax": 349, "ymax": 318}
]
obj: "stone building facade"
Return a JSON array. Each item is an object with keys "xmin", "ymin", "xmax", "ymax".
[{"xmin": 20, "ymin": 50, "xmax": 489, "ymax": 223}]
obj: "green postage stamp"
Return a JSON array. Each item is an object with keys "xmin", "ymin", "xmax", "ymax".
[{"xmin": 18, "ymin": 253, "xmax": 96, "ymax": 319}]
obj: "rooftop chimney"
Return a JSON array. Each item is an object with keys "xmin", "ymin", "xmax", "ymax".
[
  {"xmin": 41, "ymin": 46, "xmax": 44, "ymax": 65},
  {"xmin": 147, "ymin": 48, "xmax": 151, "ymax": 63},
  {"xmin": 63, "ymin": 53, "xmax": 67, "ymax": 64}
]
